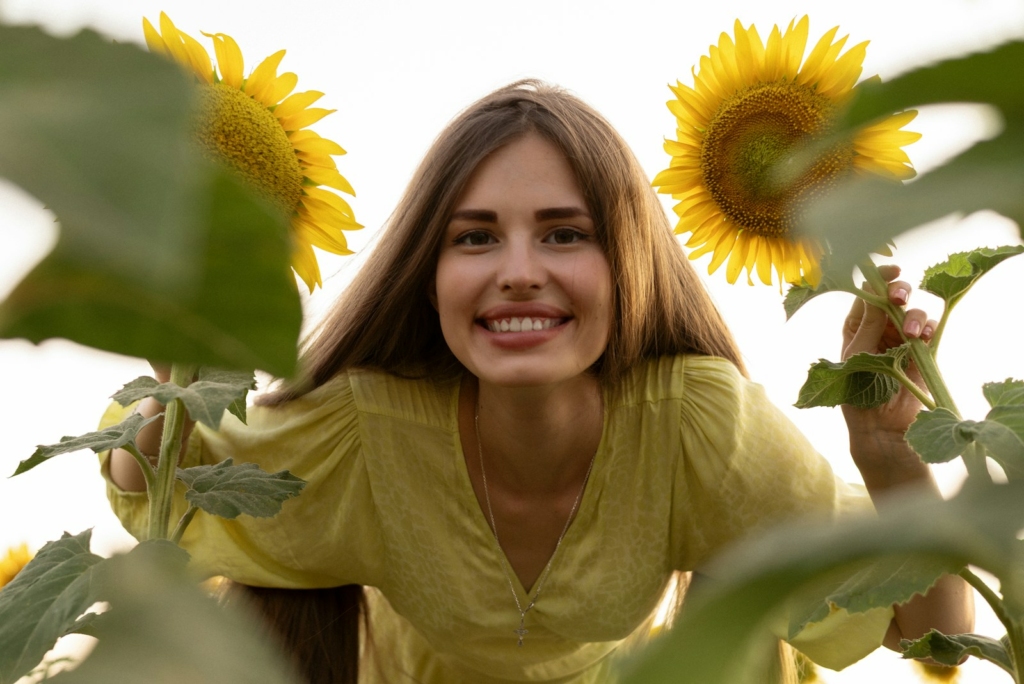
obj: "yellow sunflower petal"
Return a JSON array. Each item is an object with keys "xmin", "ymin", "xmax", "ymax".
[
  {"xmin": 295, "ymin": 214, "xmax": 354, "ymax": 255},
  {"xmin": 755, "ymin": 237, "xmax": 774, "ymax": 286},
  {"xmin": 725, "ymin": 231, "xmax": 753, "ymax": 283},
  {"xmin": 763, "ymin": 25, "xmax": 783, "ymax": 82},
  {"xmin": 290, "ymin": 237, "xmax": 322, "ymax": 293},
  {"xmin": 245, "ymin": 49, "xmax": 286, "ymax": 101},
  {"xmin": 797, "ymin": 26, "xmax": 842, "ymax": 86},
  {"xmin": 275, "ymin": 90, "xmax": 325, "ymax": 120},
  {"xmin": 157, "ymin": 12, "xmax": 193, "ymax": 73},
  {"xmin": 203, "ymin": 32, "xmax": 244, "ymax": 88},
  {"xmin": 305, "ymin": 186, "xmax": 357, "ymax": 218},
  {"xmin": 279, "ymin": 107, "xmax": 335, "ymax": 132},
  {"xmin": 301, "ymin": 196, "xmax": 362, "ymax": 231},
  {"xmin": 179, "ymin": 31, "xmax": 213, "ymax": 84},
  {"xmin": 265, "ymin": 72, "xmax": 300, "ymax": 107},
  {"xmin": 782, "ymin": 16, "xmax": 810, "ymax": 80},
  {"xmin": 142, "ymin": 17, "xmax": 169, "ymax": 57},
  {"xmin": 816, "ymin": 40, "xmax": 867, "ymax": 97},
  {"xmin": 304, "ymin": 165, "xmax": 355, "ymax": 195}
]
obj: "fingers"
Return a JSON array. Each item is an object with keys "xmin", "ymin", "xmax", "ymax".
[
  {"xmin": 844, "ymin": 288, "xmax": 889, "ymax": 359},
  {"xmin": 902, "ymin": 309, "xmax": 938, "ymax": 341}
]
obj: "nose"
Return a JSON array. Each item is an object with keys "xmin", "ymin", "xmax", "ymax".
[{"xmin": 496, "ymin": 235, "xmax": 546, "ymax": 292}]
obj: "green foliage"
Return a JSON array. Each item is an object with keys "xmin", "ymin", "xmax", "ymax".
[
  {"xmin": 784, "ymin": 275, "xmax": 843, "ymax": 320},
  {"xmin": 46, "ymin": 540, "xmax": 298, "ymax": 684},
  {"xmin": 797, "ymin": 41, "xmax": 1024, "ymax": 281},
  {"xmin": 11, "ymin": 412, "xmax": 161, "ymax": 477},
  {"xmin": 619, "ymin": 483, "xmax": 1024, "ymax": 684},
  {"xmin": 901, "ymin": 630, "xmax": 1014, "ymax": 674},
  {"xmin": 986, "ymin": 380, "xmax": 1024, "ymax": 408},
  {"xmin": 907, "ymin": 406, "xmax": 1024, "ymax": 480},
  {"xmin": 0, "ymin": 531, "xmax": 103, "ymax": 684},
  {"xmin": 176, "ymin": 459, "xmax": 306, "ymax": 520},
  {"xmin": 921, "ymin": 246, "xmax": 1024, "ymax": 308},
  {"xmin": 112, "ymin": 368, "xmax": 255, "ymax": 429},
  {"xmin": 0, "ymin": 25, "xmax": 301, "ymax": 376},
  {"xmin": 795, "ymin": 345, "xmax": 910, "ymax": 409},
  {"xmin": 788, "ymin": 555, "xmax": 962, "ymax": 638}
]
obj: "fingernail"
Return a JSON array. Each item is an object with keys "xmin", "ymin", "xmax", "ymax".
[
  {"xmin": 906, "ymin": 320, "xmax": 921, "ymax": 337},
  {"xmin": 922, "ymin": 325, "xmax": 934, "ymax": 339},
  {"xmin": 893, "ymin": 288, "xmax": 908, "ymax": 304}
]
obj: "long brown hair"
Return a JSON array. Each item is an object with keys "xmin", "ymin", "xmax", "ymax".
[{"xmin": 243, "ymin": 80, "xmax": 748, "ymax": 682}]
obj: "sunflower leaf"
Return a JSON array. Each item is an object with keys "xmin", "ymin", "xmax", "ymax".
[
  {"xmin": 112, "ymin": 368, "xmax": 255, "ymax": 429},
  {"xmin": 798, "ymin": 40, "xmax": 1024, "ymax": 280},
  {"xmin": 975, "ymin": 406, "xmax": 1024, "ymax": 481},
  {"xmin": 795, "ymin": 345, "xmax": 910, "ymax": 409},
  {"xmin": 46, "ymin": 539, "xmax": 298, "ymax": 684},
  {"xmin": 905, "ymin": 408, "xmax": 978, "ymax": 464},
  {"xmin": 921, "ymin": 246, "xmax": 1024, "ymax": 308},
  {"xmin": 0, "ymin": 25, "xmax": 301, "ymax": 376},
  {"xmin": 619, "ymin": 483, "xmax": 1024, "ymax": 684},
  {"xmin": 11, "ymin": 412, "xmax": 161, "ymax": 477},
  {"xmin": 0, "ymin": 530, "xmax": 104, "ymax": 684},
  {"xmin": 900, "ymin": 631, "xmax": 1014, "ymax": 674},
  {"xmin": 983, "ymin": 379, "xmax": 1024, "ymax": 408},
  {"xmin": 783, "ymin": 275, "xmax": 843, "ymax": 320},
  {"xmin": 788, "ymin": 555, "xmax": 961, "ymax": 639},
  {"xmin": 176, "ymin": 459, "xmax": 306, "ymax": 520}
]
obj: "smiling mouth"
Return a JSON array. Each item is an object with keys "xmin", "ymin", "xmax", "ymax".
[{"xmin": 480, "ymin": 316, "xmax": 569, "ymax": 333}]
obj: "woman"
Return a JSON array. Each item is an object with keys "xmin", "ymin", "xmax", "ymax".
[{"xmin": 103, "ymin": 81, "xmax": 972, "ymax": 683}]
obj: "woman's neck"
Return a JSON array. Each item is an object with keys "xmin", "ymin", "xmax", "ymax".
[{"xmin": 465, "ymin": 373, "xmax": 604, "ymax": 496}]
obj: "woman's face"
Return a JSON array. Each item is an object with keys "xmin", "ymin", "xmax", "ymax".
[{"xmin": 434, "ymin": 133, "xmax": 613, "ymax": 389}]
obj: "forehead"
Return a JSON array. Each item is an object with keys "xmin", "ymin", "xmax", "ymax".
[{"xmin": 454, "ymin": 133, "xmax": 587, "ymax": 210}]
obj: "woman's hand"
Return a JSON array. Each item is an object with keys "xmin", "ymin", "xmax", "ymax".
[{"xmin": 840, "ymin": 265, "xmax": 939, "ymax": 496}]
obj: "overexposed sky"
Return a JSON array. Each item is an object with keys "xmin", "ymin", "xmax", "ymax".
[{"xmin": 1, "ymin": 1, "xmax": 1023, "ymax": 681}]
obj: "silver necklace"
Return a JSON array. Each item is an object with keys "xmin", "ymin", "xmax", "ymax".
[{"xmin": 474, "ymin": 404, "xmax": 598, "ymax": 647}]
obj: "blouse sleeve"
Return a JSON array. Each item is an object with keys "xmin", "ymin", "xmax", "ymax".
[
  {"xmin": 674, "ymin": 355, "xmax": 893, "ymax": 671},
  {"xmin": 97, "ymin": 373, "xmax": 385, "ymax": 588}
]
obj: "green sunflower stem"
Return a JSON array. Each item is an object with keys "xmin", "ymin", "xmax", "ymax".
[
  {"xmin": 960, "ymin": 569, "xmax": 1023, "ymax": 681},
  {"xmin": 146, "ymin": 363, "xmax": 196, "ymax": 541}
]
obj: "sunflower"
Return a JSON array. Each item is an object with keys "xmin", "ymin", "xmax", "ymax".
[
  {"xmin": 653, "ymin": 17, "xmax": 920, "ymax": 287},
  {"xmin": 142, "ymin": 13, "xmax": 360, "ymax": 292},
  {"xmin": 0, "ymin": 543, "xmax": 32, "ymax": 588}
]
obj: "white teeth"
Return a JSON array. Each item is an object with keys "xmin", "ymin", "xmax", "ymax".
[{"xmin": 485, "ymin": 317, "xmax": 562, "ymax": 333}]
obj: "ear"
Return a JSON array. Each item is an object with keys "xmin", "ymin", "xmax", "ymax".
[{"xmin": 427, "ymin": 276, "xmax": 438, "ymax": 311}]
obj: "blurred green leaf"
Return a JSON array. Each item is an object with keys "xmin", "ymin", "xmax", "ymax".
[
  {"xmin": 783, "ymin": 275, "xmax": 844, "ymax": 321},
  {"xmin": 49, "ymin": 540, "xmax": 298, "ymax": 684},
  {"xmin": 797, "ymin": 41, "xmax": 1024, "ymax": 280},
  {"xmin": 985, "ymin": 379, "xmax": 1024, "ymax": 408},
  {"xmin": 619, "ymin": 483, "xmax": 1024, "ymax": 684},
  {"xmin": 901, "ymin": 630, "xmax": 1013, "ymax": 674},
  {"xmin": 0, "ymin": 25, "xmax": 301, "ymax": 376},
  {"xmin": 112, "ymin": 368, "xmax": 255, "ymax": 429},
  {"xmin": 905, "ymin": 408, "xmax": 977, "ymax": 464},
  {"xmin": 795, "ymin": 345, "xmax": 909, "ymax": 409},
  {"xmin": 176, "ymin": 458, "xmax": 305, "ymax": 520},
  {"xmin": 0, "ymin": 530, "xmax": 103, "ymax": 684},
  {"xmin": 976, "ymin": 406, "xmax": 1024, "ymax": 481},
  {"xmin": 921, "ymin": 246, "xmax": 1024, "ymax": 308},
  {"xmin": 788, "ymin": 555, "xmax": 961, "ymax": 638},
  {"xmin": 11, "ymin": 412, "xmax": 160, "ymax": 477}
]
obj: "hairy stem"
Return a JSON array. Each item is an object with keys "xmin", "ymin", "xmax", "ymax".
[
  {"xmin": 122, "ymin": 443, "xmax": 156, "ymax": 493},
  {"xmin": 930, "ymin": 304, "xmax": 953, "ymax": 359},
  {"xmin": 146, "ymin": 363, "xmax": 196, "ymax": 541},
  {"xmin": 170, "ymin": 504, "xmax": 198, "ymax": 545},
  {"xmin": 893, "ymin": 370, "xmax": 938, "ymax": 411}
]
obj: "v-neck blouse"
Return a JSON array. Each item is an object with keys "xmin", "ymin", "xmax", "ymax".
[{"xmin": 99, "ymin": 354, "xmax": 892, "ymax": 683}]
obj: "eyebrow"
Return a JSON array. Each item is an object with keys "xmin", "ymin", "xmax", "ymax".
[{"xmin": 448, "ymin": 206, "xmax": 591, "ymax": 223}]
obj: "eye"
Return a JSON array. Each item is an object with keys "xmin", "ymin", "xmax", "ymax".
[
  {"xmin": 453, "ymin": 230, "xmax": 496, "ymax": 247},
  {"xmin": 545, "ymin": 227, "xmax": 588, "ymax": 245}
]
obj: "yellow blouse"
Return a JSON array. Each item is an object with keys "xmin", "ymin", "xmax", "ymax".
[{"xmin": 99, "ymin": 355, "xmax": 892, "ymax": 683}]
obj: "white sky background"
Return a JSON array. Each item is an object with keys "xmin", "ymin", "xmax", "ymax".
[{"xmin": 1, "ymin": 0, "xmax": 1023, "ymax": 681}]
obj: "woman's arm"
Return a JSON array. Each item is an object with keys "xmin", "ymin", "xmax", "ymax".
[
  {"xmin": 108, "ymin": 365, "xmax": 195, "ymax": 492},
  {"xmin": 840, "ymin": 265, "xmax": 975, "ymax": 650}
]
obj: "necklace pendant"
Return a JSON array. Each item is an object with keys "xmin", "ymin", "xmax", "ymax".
[{"xmin": 514, "ymin": 617, "xmax": 529, "ymax": 647}]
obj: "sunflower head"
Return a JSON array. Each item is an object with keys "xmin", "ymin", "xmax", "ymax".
[
  {"xmin": 143, "ymin": 12, "xmax": 361, "ymax": 292},
  {"xmin": 0, "ymin": 543, "xmax": 32, "ymax": 588},
  {"xmin": 653, "ymin": 17, "xmax": 921, "ymax": 288}
]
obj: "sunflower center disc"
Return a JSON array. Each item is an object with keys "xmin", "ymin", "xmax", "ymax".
[
  {"xmin": 193, "ymin": 82, "xmax": 304, "ymax": 213},
  {"xmin": 701, "ymin": 82, "xmax": 853, "ymax": 238}
]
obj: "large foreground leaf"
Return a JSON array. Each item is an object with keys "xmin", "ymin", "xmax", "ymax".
[
  {"xmin": 112, "ymin": 368, "xmax": 255, "ymax": 429},
  {"xmin": 797, "ymin": 42, "xmax": 1024, "ymax": 280},
  {"xmin": 49, "ymin": 540, "xmax": 298, "ymax": 684},
  {"xmin": 619, "ymin": 483, "xmax": 1024, "ymax": 684},
  {"xmin": 907, "ymin": 406, "xmax": 1024, "ymax": 480},
  {"xmin": 177, "ymin": 459, "xmax": 306, "ymax": 520},
  {"xmin": 0, "ymin": 25, "xmax": 301, "ymax": 376},
  {"xmin": 11, "ymin": 412, "xmax": 161, "ymax": 477},
  {"xmin": 0, "ymin": 531, "xmax": 103, "ymax": 684}
]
